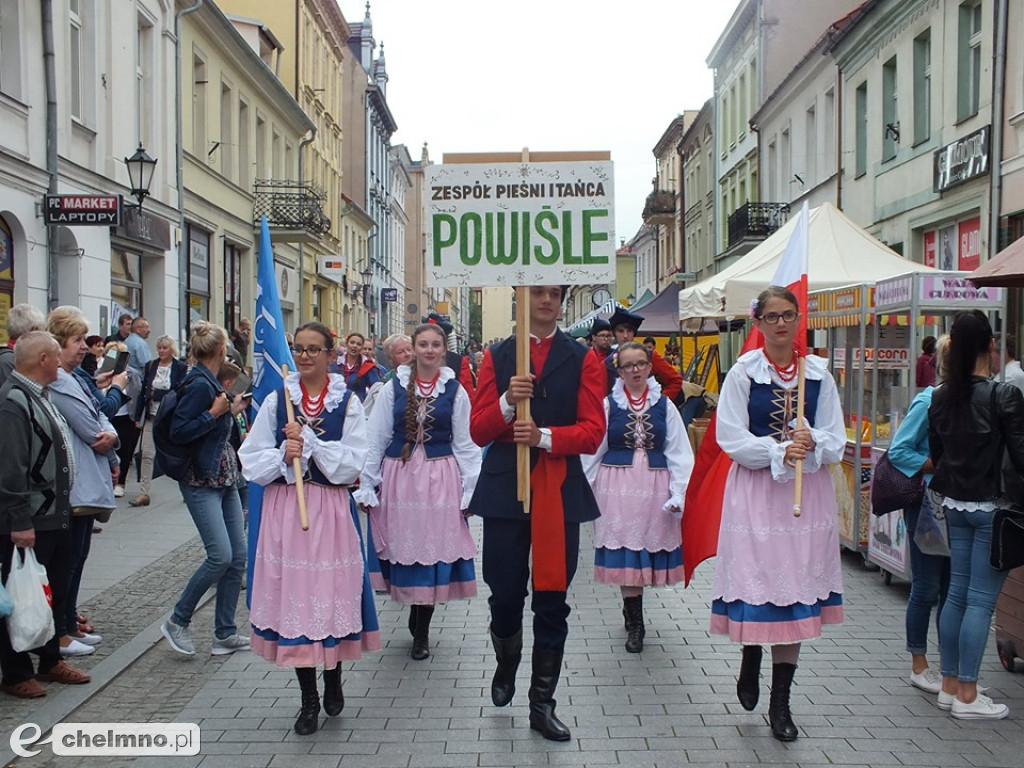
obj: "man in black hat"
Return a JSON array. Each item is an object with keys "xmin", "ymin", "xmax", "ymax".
[
  {"xmin": 424, "ymin": 312, "xmax": 476, "ymax": 398},
  {"xmin": 605, "ymin": 308, "xmax": 683, "ymax": 403},
  {"xmin": 589, "ymin": 318, "xmax": 614, "ymax": 364}
]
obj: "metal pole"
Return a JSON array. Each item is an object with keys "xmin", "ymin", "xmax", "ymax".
[{"xmin": 42, "ymin": 0, "xmax": 58, "ymax": 309}]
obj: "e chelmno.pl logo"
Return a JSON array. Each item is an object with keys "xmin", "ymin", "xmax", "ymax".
[{"xmin": 10, "ymin": 722, "xmax": 201, "ymax": 757}]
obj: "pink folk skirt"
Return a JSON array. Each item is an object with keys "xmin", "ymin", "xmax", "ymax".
[{"xmin": 250, "ymin": 484, "xmax": 381, "ymax": 667}]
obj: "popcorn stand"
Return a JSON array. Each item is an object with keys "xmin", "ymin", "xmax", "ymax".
[
  {"xmin": 808, "ymin": 284, "xmax": 874, "ymax": 559},
  {"xmin": 868, "ymin": 272, "xmax": 1006, "ymax": 584}
]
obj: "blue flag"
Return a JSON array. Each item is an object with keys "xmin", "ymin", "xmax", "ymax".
[{"xmin": 245, "ymin": 216, "xmax": 295, "ymax": 600}]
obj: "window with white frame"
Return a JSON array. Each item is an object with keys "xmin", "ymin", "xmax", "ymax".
[
  {"xmin": 882, "ymin": 56, "xmax": 898, "ymax": 161},
  {"xmin": 913, "ymin": 29, "xmax": 931, "ymax": 144},
  {"xmin": 136, "ymin": 15, "xmax": 153, "ymax": 148},
  {"xmin": 824, "ymin": 88, "xmax": 836, "ymax": 173},
  {"xmin": 0, "ymin": 1, "xmax": 24, "ymax": 100},
  {"xmin": 805, "ymin": 103, "xmax": 817, "ymax": 185},
  {"xmin": 69, "ymin": 0, "xmax": 83, "ymax": 120},
  {"xmin": 855, "ymin": 82, "xmax": 868, "ymax": 177},
  {"xmin": 957, "ymin": 2, "xmax": 983, "ymax": 121}
]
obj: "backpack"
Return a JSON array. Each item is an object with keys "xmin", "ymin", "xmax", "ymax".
[{"xmin": 150, "ymin": 386, "xmax": 192, "ymax": 481}]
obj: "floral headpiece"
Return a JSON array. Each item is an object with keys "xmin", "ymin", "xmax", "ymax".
[{"xmin": 749, "ymin": 299, "xmax": 759, "ymax": 319}]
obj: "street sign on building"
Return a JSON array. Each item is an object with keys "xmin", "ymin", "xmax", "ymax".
[
  {"xmin": 933, "ymin": 125, "xmax": 989, "ymax": 193},
  {"xmin": 318, "ymin": 256, "xmax": 345, "ymax": 283},
  {"xmin": 381, "ymin": 287, "xmax": 398, "ymax": 302},
  {"xmin": 44, "ymin": 195, "xmax": 122, "ymax": 226}
]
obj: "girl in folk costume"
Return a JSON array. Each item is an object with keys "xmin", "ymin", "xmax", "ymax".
[
  {"xmin": 331, "ymin": 332, "xmax": 382, "ymax": 402},
  {"xmin": 354, "ymin": 323, "xmax": 481, "ymax": 661},
  {"xmin": 583, "ymin": 342, "xmax": 694, "ymax": 654},
  {"xmin": 238, "ymin": 322, "xmax": 380, "ymax": 737},
  {"xmin": 711, "ymin": 286, "xmax": 845, "ymax": 742}
]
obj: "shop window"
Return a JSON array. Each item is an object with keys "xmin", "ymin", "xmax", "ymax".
[
  {"xmin": 187, "ymin": 225, "xmax": 210, "ymax": 323},
  {"xmin": 0, "ymin": 217, "xmax": 15, "ymax": 346},
  {"xmin": 110, "ymin": 249, "xmax": 142, "ymax": 317},
  {"xmin": 224, "ymin": 242, "xmax": 241, "ymax": 332}
]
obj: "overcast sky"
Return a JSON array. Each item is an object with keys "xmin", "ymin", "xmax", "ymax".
[{"xmin": 341, "ymin": 0, "xmax": 739, "ymax": 243}]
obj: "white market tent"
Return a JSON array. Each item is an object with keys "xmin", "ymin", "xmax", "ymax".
[{"xmin": 679, "ymin": 202, "xmax": 940, "ymax": 320}]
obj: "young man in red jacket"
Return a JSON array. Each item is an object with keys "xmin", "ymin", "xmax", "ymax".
[
  {"xmin": 469, "ymin": 285, "xmax": 606, "ymax": 741},
  {"xmin": 605, "ymin": 308, "xmax": 683, "ymax": 403}
]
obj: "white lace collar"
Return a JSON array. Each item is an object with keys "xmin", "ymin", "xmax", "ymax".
[
  {"xmin": 395, "ymin": 364, "xmax": 456, "ymax": 394},
  {"xmin": 610, "ymin": 376, "xmax": 663, "ymax": 410},
  {"xmin": 737, "ymin": 348, "xmax": 829, "ymax": 385},
  {"xmin": 283, "ymin": 372, "xmax": 350, "ymax": 412}
]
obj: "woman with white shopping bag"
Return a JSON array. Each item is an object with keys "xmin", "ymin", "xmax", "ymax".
[{"xmin": 0, "ymin": 331, "xmax": 91, "ymax": 700}]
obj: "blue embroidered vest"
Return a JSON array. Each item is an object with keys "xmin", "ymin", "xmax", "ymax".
[
  {"xmin": 274, "ymin": 386, "xmax": 353, "ymax": 485},
  {"xmin": 747, "ymin": 379, "xmax": 820, "ymax": 441},
  {"xmin": 383, "ymin": 375, "xmax": 458, "ymax": 459},
  {"xmin": 602, "ymin": 395, "xmax": 668, "ymax": 469},
  {"xmin": 468, "ymin": 331, "xmax": 600, "ymax": 523}
]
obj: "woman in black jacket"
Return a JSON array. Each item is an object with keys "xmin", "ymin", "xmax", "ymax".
[
  {"xmin": 928, "ymin": 310, "xmax": 1024, "ymax": 720},
  {"xmin": 130, "ymin": 335, "xmax": 187, "ymax": 506}
]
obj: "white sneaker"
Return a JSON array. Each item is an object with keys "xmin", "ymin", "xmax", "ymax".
[
  {"xmin": 937, "ymin": 690, "xmax": 954, "ymax": 710},
  {"xmin": 113, "ymin": 485, "xmax": 125, "ymax": 498},
  {"xmin": 60, "ymin": 639, "xmax": 95, "ymax": 657},
  {"xmin": 951, "ymin": 694, "xmax": 1009, "ymax": 720},
  {"xmin": 211, "ymin": 634, "xmax": 251, "ymax": 656},
  {"xmin": 910, "ymin": 668, "xmax": 942, "ymax": 693},
  {"xmin": 72, "ymin": 632, "xmax": 102, "ymax": 646}
]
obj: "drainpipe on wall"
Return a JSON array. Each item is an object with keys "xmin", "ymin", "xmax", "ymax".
[
  {"xmin": 297, "ymin": 129, "xmax": 317, "ymax": 324},
  {"xmin": 989, "ymin": 0, "xmax": 1008, "ymax": 262},
  {"xmin": 175, "ymin": 0, "xmax": 204, "ymax": 343},
  {"xmin": 42, "ymin": 0, "xmax": 58, "ymax": 309}
]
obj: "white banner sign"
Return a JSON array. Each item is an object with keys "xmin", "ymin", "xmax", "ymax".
[{"xmin": 425, "ymin": 161, "xmax": 615, "ymax": 288}]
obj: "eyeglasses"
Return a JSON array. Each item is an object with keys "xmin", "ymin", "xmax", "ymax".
[
  {"xmin": 291, "ymin": 346, "xmax": 326, "ymax": 358},
  {"xmin": 758, "ymin": 311, "xmax": 799, "ymax": 325},
  {"xmin": 593, "ymin": 333, "xmax": 613, "ymax": 339},
  {"xmin": 618, "ymin": 361, "xmax": 651, "ymax": 373}
]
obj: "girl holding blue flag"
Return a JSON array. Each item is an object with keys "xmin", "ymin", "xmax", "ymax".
[
  {"xmin": 239, "ymin": 322, "xmax": 380, "ymax": 736},
  {"xmin": 355, "ymin": 322, "xmax": 480, "ymax": 661}
]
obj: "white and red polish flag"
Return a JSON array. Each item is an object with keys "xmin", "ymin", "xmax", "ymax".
[{"xmin": 681, "ymin": 202, "xmax": 810, "ymax": 586}]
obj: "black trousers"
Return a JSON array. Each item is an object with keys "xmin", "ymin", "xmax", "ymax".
[
  {"xmin": 112, "ymin": 414, "xmax": 140, "ymax": 485},
  {"xmin": 482, "ymin": 517, "xmax": 581, "ymax": 651},
  {"xmin": 0, "ymin": 528, "xmax": 72, "ymax": 684}
]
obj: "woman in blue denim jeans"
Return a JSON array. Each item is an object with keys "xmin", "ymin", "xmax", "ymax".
[
  {"xmin": 887, "ymin": 335, "xmax": 950, "ymax": 696},
  {"xmin": 160, "ymin": 322, "xmax": 249, "ymax": 658},
  {"xmin": 928, "ymin": 310, "xmax": 1024, "ymax": 720}
]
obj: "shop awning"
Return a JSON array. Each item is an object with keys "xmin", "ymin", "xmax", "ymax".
[
  {"xmin": 967, "ymin": 235, "xmax": 1024, "ymax": 288},
  {"xmin": 679, "ymin": 202, "xmax": 940, "ymax": 320}
]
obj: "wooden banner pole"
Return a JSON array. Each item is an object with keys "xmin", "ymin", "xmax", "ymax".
[
  {"xmin": 793, "ymin": 357, "xmax": 807, "ymax": 517},
  {"xmin": 516, "ymin": 285, "xmax": 531, "ymax": 510},
  {"xmin": 280, "ymin": 364, "xmax": 310, "ymax": 531}
]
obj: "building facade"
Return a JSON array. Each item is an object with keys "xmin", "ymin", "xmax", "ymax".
[
  {"xmin": 182, "ymin": 2, "xmax": 315, "ymax": 337},
  {"xmin": 708, "ymin": 0, "xmax": 861, "ymax": 268},
  {"xmin": 0, "ymin": 0, "xmax": 179, "ymax": 341},
  {"xmin": 680, "ymin": 100, "xmax": 717, "ymax": 284},
  {"xmin": 831, "ymin": 0, "xmax": 994, "ymax": 270}
]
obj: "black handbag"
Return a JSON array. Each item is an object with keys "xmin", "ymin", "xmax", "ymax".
[
  {"xmin": 871, "ymin": 450, "xmax": 924, "ymax": 516},
  {"xmin": 990, "ymin": 507, "xmax": 1024, "ymax": 571}
]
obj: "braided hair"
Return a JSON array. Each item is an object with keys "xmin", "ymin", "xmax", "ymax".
[{"xmin": 400, "ymin": 323, "xmax": 447, "ymax": 463}]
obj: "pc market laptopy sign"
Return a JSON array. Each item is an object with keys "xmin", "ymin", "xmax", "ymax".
[{"xmin": 425, "ymin": 161, "xmax": 615, "ymax": 287}]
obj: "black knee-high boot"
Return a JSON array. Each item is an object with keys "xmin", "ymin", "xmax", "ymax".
[
  {"xmin": 768, "ymin": 663, "xmax": 798, "ymax": 741},
  {"xmin": 528, "ymin": 648, "xmax": 571, "ymax": 741},
  {"xmin": 490, "ymin": 625, "xmax": 522, "ymax": 706},
  {"xmin": 323, "ymin": 663, "xmax": 344, "ymax": 716},
  {"xmin": 737, "ymin": 645, "xmax": 763, "ymax": 711},
  {"xmin": 411, "ymin": 605, "xmax": 434, "ymax": 660},
  {"xmin": 294, "ymin": 667, "xmax": 321, "ymax": 735},
  {"xmin": 623, "ymin": 595, "xmax": 645, "ymax": 653}
]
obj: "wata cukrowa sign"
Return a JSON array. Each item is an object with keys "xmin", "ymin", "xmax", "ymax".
[{"xmin": 425, "ymin": 161, "xmax": 615, "ymax": 287}]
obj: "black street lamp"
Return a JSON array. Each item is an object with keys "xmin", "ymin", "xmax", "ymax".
[{"xmin": 123, "ymin": 144, "xmax": 157, "ymax": 208}]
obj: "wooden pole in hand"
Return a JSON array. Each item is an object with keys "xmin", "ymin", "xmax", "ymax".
[
  {"xmin": 793, "ymin": 356, "xmax": 806, "ymax": 517},
  {"xmin": 280, "ymin": 364, "xmax": 310, "ymax": 531},
  {"xmin": 515, "ymin": 285, "xmax": 531, "ymax": 512}
]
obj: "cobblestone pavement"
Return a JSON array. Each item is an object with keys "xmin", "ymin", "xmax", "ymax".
[{"xmin": 5, "ymin": 511, "xmax": 1024, "ymax": 768}]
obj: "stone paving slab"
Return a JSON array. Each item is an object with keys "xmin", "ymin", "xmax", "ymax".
[{"xmin": 7, "ymin": 512, "xmax": 1024, "ymax": 767}]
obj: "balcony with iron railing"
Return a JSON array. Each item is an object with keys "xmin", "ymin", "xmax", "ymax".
[
  {"xmin": 642, "ymin": 189, "xmax": 676, "ymax": 226},
  {"xmin": 252, "ymin": 180, "xmax": 331, "ymax": 243},
  {"xmin": 727, "ymin": 202, "xmax": 789, "ymax": 250}
]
